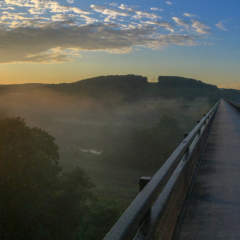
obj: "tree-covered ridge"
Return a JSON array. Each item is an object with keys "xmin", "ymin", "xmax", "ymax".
[
  {"xmin": 48, "ymin": 75, "xmax": 221, "ymax": 102},
  {"xmin": 158, "ymin": 76, "xmax": 218, "ymax": 88},
  {"xmin": 1, "ymin": 75, "xmax": 239, "ymax": 103}
]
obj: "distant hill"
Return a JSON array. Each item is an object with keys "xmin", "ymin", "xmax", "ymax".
[
  {"xmin": 155, "ymin": 76, "xmax": 220, "ymax": 102},
  {"xmin": 220, "ymin": 88, "xmax": 240, "ymax": 103},
  {"xmin": 158, "ymin": 76, "xmax": 218, "ymax": 89},
  {"xmin": 51, "ymin": 75, "xmax": 148, "ymax": 100},
  {"xmin": 49, "ymin": 75, "xmax": 222, "ymax": 104},
  {"xmin": 0, "ymin": 75, "xmax": 240, "ymax": 104}
]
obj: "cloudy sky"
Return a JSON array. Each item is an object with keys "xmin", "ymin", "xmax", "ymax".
[{"xmin": 0, "ymin": 0, "xmax": 239, "ymax": 88}]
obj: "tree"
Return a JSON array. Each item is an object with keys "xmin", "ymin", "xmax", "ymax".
[
  {"xmin": 0, "ymin": 117, "xmax": 121, "ymax": 240},
  {"xmin": 0, "ymin": 117, "xmax": 60, "ymax": 239},
  {"xmin": 46, "ymin": 167, "xmax": 94, "ymax": 240},
  {"xmin": 0, "ymin": 117, "xmax": 95, "ymax": 240}
]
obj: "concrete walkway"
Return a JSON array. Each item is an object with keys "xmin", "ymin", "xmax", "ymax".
[{"xmin": 174, "ymin": 100, "xmax": 240, "ymax": 240}]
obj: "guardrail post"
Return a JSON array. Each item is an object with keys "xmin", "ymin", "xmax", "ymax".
[
  {"xmin": 139, "ymin": 176, "xmax": 151, "ymax": 191},
  {"xmin": 136, "ymin": 177, "xmax": 152, "ymax": 239}
]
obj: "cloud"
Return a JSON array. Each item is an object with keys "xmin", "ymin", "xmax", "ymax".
[
  {"xmin": 133, "ymin": 11, "xmax": 159, "ymax": 20},
  {"xmin": 157, "ymin": 34, "xmax": 196, "ymax": 46},
  {"xmin": 150, "ymin": 7, "xmax": 164, "ymax": 12},
  {"xmin": 25, "ymin": 47, "xmax": 81, "ymax": 63},
  {"xmin": 192, "ymin": 20, "xmax": 210, "ymax": 34},
  {"xmin": 216, "ymin": 21, "xmax": 227, "ymax": 31},
  {"xmin": 0, "ymin": 1, "xmax": 216, "ymax": 64},
  {"xmin": 90, "ymin": 4, "xmax": 160, "ymax": 22},
  {"xmin": 0, "ymin": 22, "xmax": 198, "ymax": 63},
  {"xmin": 4, "ymin": 0, "xmax": 90, "ymax": 15},
  {"xmin": 79, "ymin": 14, "xmax": 97, "ymax": 24},
  {"xmin": 165, "ymin": 1, "xmax": 173, "ymax": 5},
  {"xmin": 91, "ymin": 4, "xmax": 129, "ymax": 22},
  {"xmin": 109, "ymin": 2, "xmax": 118, "ymax": 7},
  {"xmin": 172, "ymin": 17, "xmax": 210, "ymax": 35},
  {"xmin": 183, "ymin": 13, "xmax": 196, "ymax": 18},
  {"xmin": 172, "ymin": 17, "xmax": 190, "ymax": 29},
  {"xmin": 144, "ymin": 21, "xmax": 174, "ymax": 32},
  {"xmin": 51, "ymin": 14, "xmax": 69, "ymax": 22},
  {"xmin": 118, "ymin": 4, "xmax": 133, "ymax": 12}
]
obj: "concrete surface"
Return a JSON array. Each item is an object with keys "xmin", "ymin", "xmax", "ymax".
[{"xmin": 174, "ymin": 100, "xmax": 240, "ymax": 240}]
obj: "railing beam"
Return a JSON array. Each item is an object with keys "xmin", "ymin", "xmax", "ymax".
[{"xmin": 103, "ymin": 101, "xmax": 220, "ymax": 240}]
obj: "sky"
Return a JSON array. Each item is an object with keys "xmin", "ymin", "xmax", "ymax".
[{"xmin": 0, "ymin": 0, "xmax": 239, "ymax": 88}]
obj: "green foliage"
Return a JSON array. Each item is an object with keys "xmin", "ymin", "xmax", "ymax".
[
  {"xmin": 0, "ymin": 117, "xmax": 119, "ymax": 240},
  {"xmin": 0, "ymin": 117, "xmax": 61, "ymax": 240},
  {"xmin": 77, "ymin": 199, "xmax": 120, "ymax": 240},
  {"xmin": 99, "ymin": 114, "xmax": 183, "ymax": 175}
]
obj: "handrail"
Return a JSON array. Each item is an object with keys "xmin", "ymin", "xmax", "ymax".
[
  {"xmin": 103, "ymin": 101, "xmax": 220, "ymax": 240},
  {"xmin": 225, "ymin": 99, "xmax": 240, "ymax": 111}
]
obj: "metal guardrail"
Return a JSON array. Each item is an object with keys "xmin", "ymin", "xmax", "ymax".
[
  {"xmin": 225, "ymin": 99, "xmax": 240, "ymax": 111},
  {"xmin": 103, "ymin": 101, "xmax": 220, "ymax": 240}
]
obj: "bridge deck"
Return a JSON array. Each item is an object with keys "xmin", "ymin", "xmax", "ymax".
[{"xmin": 174, "ymin": 100, "xmax": 240, "ymax": 240}]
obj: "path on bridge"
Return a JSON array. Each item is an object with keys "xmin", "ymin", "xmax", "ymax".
[{"xmin": 174, "ymin": 100, "xmax": 240, "ymax": 239}]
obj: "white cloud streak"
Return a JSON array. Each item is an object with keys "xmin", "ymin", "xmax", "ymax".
[
  {"xmin": 165, "ymin": 1, "xmax": 173, "ymax": 5},
  {"xmin": 183, "ymin": 13, "xmax": 196, "ymax": 18},
  {"xmin": 150, "ymin": 7, "xmax": 164, "ymax": 12},
  {"xmin": 172, "ymin": 17, "xmax": 190, "ymax": 29},
  {"xmin": 192, "ymin": 20, "xmax": 210, "ymax": 34},
  {"xmin": 144, "ymin": 21, "xmax": 174, "ymax": 32},
  {"xmin": 216, "ymin": 21, "xmax": 227, "ymax": 31},
  {"xmin": 133, "ymin": 10, "xmax": 159, "ymax": 20}
]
